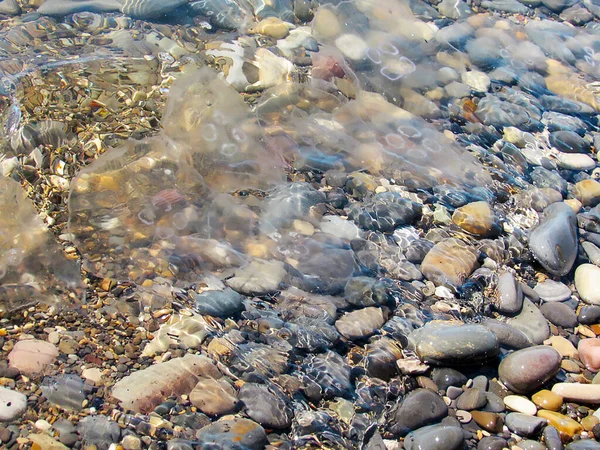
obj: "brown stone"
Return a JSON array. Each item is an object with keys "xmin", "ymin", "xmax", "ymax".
[
  {"xmin": 537, "ymin": 410, "xmax": 583, "ymax": 440},
  {"xmin": 421, "ymin": 238, "xmax": 479, "ymax": 286},
  {"xmin": 471, "ymin": 410, "xmax": 503, "ymax": 433},
  {"xmin": 451, "ymin": 201, "xmax": 497, "ymax": 236},
  {"xmin": 532, "ymin": 390, "xmax": 563, "ymax": 412},
  {"xmin": 574, "ymin": 179, "xmax": 600, "ymax": 207},
  {"xmin": 190, "ymin": 377, "xmax": 239, "ymax": 416}
]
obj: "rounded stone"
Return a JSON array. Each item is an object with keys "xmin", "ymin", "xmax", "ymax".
[
  {"xmin": 403, "ymin": 424, "xmax": 464, "ymax": 450},
  {"xmin": 505, "ymin": 412, "xmax": 547, "ymax": 437},
  {"xmin": 504, "ymin": 395, "xmax": 538, "ymax": 416},
  {"xmin": 390, "ymin": 388, "xmax": 448, "ymax": 436},
  {"xmin": 498, "ymin": 346, "xmax": 561, "ymax": 394},
  {"xmin": 532, "ymin": 389, "xmax": 563, "ymax": 411},
  {"xmin": 238, "ymin": 383, "xmax": 291, "ymax": 429},
  {"xmin": 540, "ymin": 302, "xmax": 578, "ymax": 328},
  {"xmin": 471, "ymin": 411, "xmax": 503, "ymax": 433},
  {"xmin": 579, "ymin": 338, "xmax": 600, "ymax": 372},
  {"xmin": 553, "ymin": 383, "xmax": 600, "ymax": 403},
  {"xmin": 196, "ymin": 418, "xmax": 267, "ymax": 450},
  {"xmin": 529, "ymin": 202, "xmax": 578, "ymax": 277},
  {"xmin": 451, "ymin": 201, "xmax": 497, "ymax": 237},
  {"xmin": 494, "ymin": 272, "xmax": 524, "ymax": 315},
  {"xmin": 335, "ymin": 307, "xmax": 386, "ymax": 340},
  {"xmin": 537, "ymin": 410, "xmax": 583, "ymax": 440},
  {"xmin": 189, "ymin": 378, "xmax": 239, "ymax": 416},
  {"xmin": 575, "ymin": 179, "xmax": 600, "ymax": 207},
  {"xmin": 506, "ymin": 299, "xmax": 550, "ymax": 345},
  {"xmin": 477, "ymin": 436, "xmax": 507, "ymax": 450},
  {"xmin": 533, "ymin": 279, "xmax": 572, "ymax": 302},
  {"xmin": 456, "ymin": 388, "xmax": 487, "ymax": 411},
  {"xmin": 420, "ymin": 238, "xmax": 479, "ymax": 286},
  {"xmin": 575, "ymin": 264, "xmax": 600, "ymax": 305},
  {"xmin": 410, "ymin": 322, "xmax": 499, "ymax": 366}
]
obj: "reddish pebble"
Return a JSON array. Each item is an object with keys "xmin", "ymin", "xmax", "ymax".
[
  {"xmin": 7, "ymin": 339, "xmax": 58, "ymax": 375},
  {"xmin": 578, "ymin": 338, "xmax": 600, "ymax": 372}
]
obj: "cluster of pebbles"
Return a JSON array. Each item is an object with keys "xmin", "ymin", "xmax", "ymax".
[{"xmin": 4, "ymin": 0, "xmax": 600, "ymax": 449}]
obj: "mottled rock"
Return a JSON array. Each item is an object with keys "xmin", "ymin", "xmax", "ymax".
[
  {"xmin": 452, "ymin": 201, "xmax": 498, "ymax": 237},
  {"xmin": 404, "ymin": 424, "xmax": 464, "ymax": 450},
  {"xmin": 190, "ymin": 378, "xmax": 239, "ymax": 416},
  {"xmin": 239, "ymin": 383, "xmax": 292, "ymax": 429},
  {"xmin": 335, "ymin": 307, "xmax": 386, "ymax": 340},
  {"xmin": 227, "ymin": 260, "xmax": 287, "ymax": 295},
  {"xmin": 498, "ymin": 346, "xmax": 561, "ymax": 394}
]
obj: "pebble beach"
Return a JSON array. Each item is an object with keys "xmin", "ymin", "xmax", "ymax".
[{"xmin": 2, "ymin": 0, "xmax": 600, "ymax": 449}]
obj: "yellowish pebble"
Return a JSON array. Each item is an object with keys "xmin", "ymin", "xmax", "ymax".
[
  {"xmin": 451, "ymin": 201, "xmax": 495, "ymax": 237},
  {"xmin": 564, "ymin": 198, "xmax": 583, "ymax": 213},
  {"xmin": 249, "ymin": 17, "xmax": 290, "ymax": 39},
  {"xmin": 582, "ymin": 415, "xmax": 599, "ymax": 431},
  {"xmin": 578, "ymin": 325, "xmax": 597, "ymax": 338},
  {"xmin": 574, "ymin": 179, "xmax": 600, "ymax": 207},
  {"xmin": 537, "ymin": 410, "xmax": 583, "ymax": 439},
  {"xmin": 532, "ymin": 389, "xmax": 563, "ymax": 412}
]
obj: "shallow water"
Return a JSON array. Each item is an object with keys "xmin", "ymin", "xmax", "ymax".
[{"xmin": 2, "ymin": 0, "xmax": 600, "ymax": 448}]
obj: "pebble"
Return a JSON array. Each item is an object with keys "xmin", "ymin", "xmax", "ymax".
[
  {"xmin": 566, "ymin": 440, "xmax": 600, "ymax": 449},
  {"xmin": 112, "ymin": 354, "xmax": 221, "ymax": 413},
  {"xmin": 196, "ymin": 418, "xmax": 267, "ymax": 449},
  {"xmin": 471, "ymin": 410, "xmax": 504, "ymax": 433},
  {"xmin": 238, "ymin": 383, "xmax": 292, "ymax": 429},
  {"xmin": 481, "ymin": 319, "xmax": 532, "ymax": 349},
  {"xmin": 504, "ymin": 395, "xmax": 538, "ymax": 416},
  {"xmin": 540, "ymin": 302, "xmax": 578, "ymax": 328},
  {"xmin": 575, "ymin": 180, "xmax": 600, "ymax": 207},
  {"xmin": 390, "ymin": 388, "xmax": 448, "ymax": 436},
  {"xmin": 456, "ymin": 388, "xmax": 487, "ymax": 410},
  {"xmin": 579, "ymin": 306, "xmax": 600, "ymax": 325},
  {"xmin": 189, "ymin": 377, "xmax": 239, "ymax": 416},
  {"xmin": 575, "ymin": 264, "xmax": 600, "ymax": 305},
  {"xmin": 553, "ymin": 383, "xmax": 600, "ymax": 403},
  {"xmin": 495, "ymin": 271, "xmax": 524, "ymax": 314},
  {"xmin": 528, "ymin": 202, "xmax": 578, "ymax": 276},
  {"xmin": 335, "ymin": 307, "xmax": 386, "ymax": 340},
  {"xmin": 545, "ymin": 336, "xmax": 578, "ymax": 358},
  {"xmin": 7, "ymin": 339, "xmax": 58, "ymax": 375},
  {"xmin": 498, "ymin": 346, "xmax": 561, "ymax": 394},
  {"xmin": 421, "ymin": 238, "xmax": 479, "ymax": 286},
  {"xmin": 195, "ymin": 288, "xmax": 245, "ymax": 317},
  {"xmin": 28, "ymin": 434, "xmax": 69, "ymax": 450},
  {"xmin": 477, "ymin": 436, "xmax": 508, "ymax": 450},
  {"xmin": 507, "ymin": 299, "xmax": 550, "ymax": 345},
  {"xmin": 543, "ymin": 426, "xmax": 564, "ymax": 450},
  {"xmin": 536, "ymin": 410, "xmax": 583, "ymax": 440},
  {"xmin": 226, "ymin": 260, "xmax": 287, "ymax": 295},
  {"xmin": 403, "ymin": 424, "xmax": 464, "ymax": 450},
  {"xmin": 0, "ymin": 388, "xmax": 26, "ymax": 422},
  {"xmin": 579, "ymin": 338, "xmax": 600, "ymax": 371},
  {"xmin": 410, "ymin": 322, "xmax": 499, "ymax": 366},
  {"xmin": 505, "ymin": 412, "xmax": 547, "ymax": 437},
  {"xmin": 532, "ymin": 389, "xmax": 564, "ymax": 411},
  {"xmin": 534, "ymin": 279, "xmax": 572, "ymax": 302}
]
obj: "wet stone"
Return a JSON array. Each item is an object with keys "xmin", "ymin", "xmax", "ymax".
[
  {"xmin": 431, "ymin": 368, "xmax": 468, "ymax": 391},
  {"xmin": 543, "ymin": 426, "xmax": 564, "ymax": 450},
  {"xmin": 575, "ymin": 264, "xmax": 600, "ymax": 305},
  {"xmin": 239, "ymin": 383, "xmax": 292, "ymax": 429},
  {"xmin": 495, "ymin": 271, "xmax": 524, "ymax": 315},
  {"xmin": 0, "ymin": 388, "xmax": 26, "ymax": 422},
  {"xmin": 420, "ymin": 238, "xmax": 479, "ymax": 286},
  {"xmin": 452, "ymin": 201, "xmax": 498, "ymax": 237},
  {"xmin": 456, "ymin": 388, "xmax": 487, "ymax": 411},
  {"xmin": 529, "ymin": 202, "xmax": 578, "ymax": 277},
  {"xmin": 534, "ymin": 280, "xmax": 572, "ymax": 303},
  {"xmin": 477, "ymin": 436, "xmax": 508, "ymax": 450},
  {"xmin": 579, "ymin": 305, "xmax": 600, "ymax": 325},
  {"xmin": 226, "ymin": 260, "xmax": 287, "ymax": 296},
  {"xmin": 301, "ymin": 351, "xmax": 352, "ymax": 399},
  {"xmin": 77, "ymin": 415, "xmax": 120, "ymax": 450},
  {"xmin": 7, "ymin": 339, "xmax": 58, "ymax": 375},
  {"xmin": 344, "ymin": 277, "xmax": 394, "ymax": 307},
  {"xmin": 403, "ymin": 424, "xmax": 464, "ymax": 450},
  {"xmin": 348, "ymin": 192, "xmax": 421, "ymax": 232},
  {"xmin": 537, "ymin": 410, "xmax": 583, "ymax": 440},
  {"xmin": 195, "ymin": 288, "xmax": 245, "ymax": 317},
  {"xmin": 550, "ymin": 131, "xmax": 591, "ymax": 154},
  {"xmin": 410, "ymin": 322, "xmax": 499, "ymax": 366},
  {"xmin": 471, "ymin": 411, "xmax": 503, "ymax": 433},
  {"xmin": 498, "ymin": 346, "xmax": 562, "ymax": 394},
  {"xmin": 505, "ymin": 412, "xmax": 547, "ymax": 437},
  {"xmin": 40, "ymin": 374, "xmax": 89, "ymax": 411},
  {"xmin": 577, "ymin": 338, "xmax": 600, "ymax": 372},
  {"xmin": 481, "ymin": 319, "xmax": 532, "ymax": 349},
  {"xmin": 335, "ymin": 307, "xmax": 386, "ymax": 340},
  {"xmin": 507, "ymin": 298, "xmax": 550, "ymax": 345},
  {"xmin": 532, "ymin": 389, "xmax": 564, "ymax": 411},
  {"xmin": 540, "ymin": 302, "xmax": 578, "ymax": 328},
  {"xmin": 566, "ymin": 440, "xmax": 600, "ymax": 450},
  {"xmin": 389, "ymin": 388, "xmax": 448, "ymax": 437},
  {"xmin": 189, "ymin": 377, "xmax": 239, "ymax": 416}
]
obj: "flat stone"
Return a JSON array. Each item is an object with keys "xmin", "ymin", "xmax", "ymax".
[
  {"xmin": 534, "ymin": 279, "xmax": 572, "ymax": 302},
  {"xmin": 456, "ymin": 388, "xmax": 487, "ymax": 411},
  {"xmin": 579, "ymin": 305, "xmax": 600, "ymax": 325},
  {"xmin": 544, "ymin": 335, "xmax": 578, "ymax": 358},
  {"xmin": 576, "ymin": 264, "xmax": 600, "ymax": 305},
  {"xmin": 481, "ymin": 319, "xmax": 532, "ymax": 349},
  {"xmin": 28, "ymin": 434, "xmax": 69, "ymax": 450},
  {"xmin": 529, "ymin": 202, "xmax": 578, "ymax": 276},
  {"xmin": 8, "ymin": 339, "xmax": 58, "ymax": 375},
  {"xmin": 335, "ymin": 307, "xmax": 386, "ymax": 340},
  {"xmin": 566, "ymin": 440, "xmax": 600, "ymax": 449},
  {"xmin": 498, "ymin": 346, "xmax": 561, "ymax": 394},
  {"xmin": 238, "ymin": 383, "xmax": 292, "ymax": 429},
  {"xmin": 410, "ymin": 322, "xmax": 499, "ymax": 366},
  {"xmin": 0, "ymin": 387, "xmax": 26, "ymax": 422}
]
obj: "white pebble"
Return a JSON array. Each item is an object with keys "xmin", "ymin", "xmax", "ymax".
[{"xmin": 503, "ymin": 395, "xmax": 537, "ymax": 416}]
